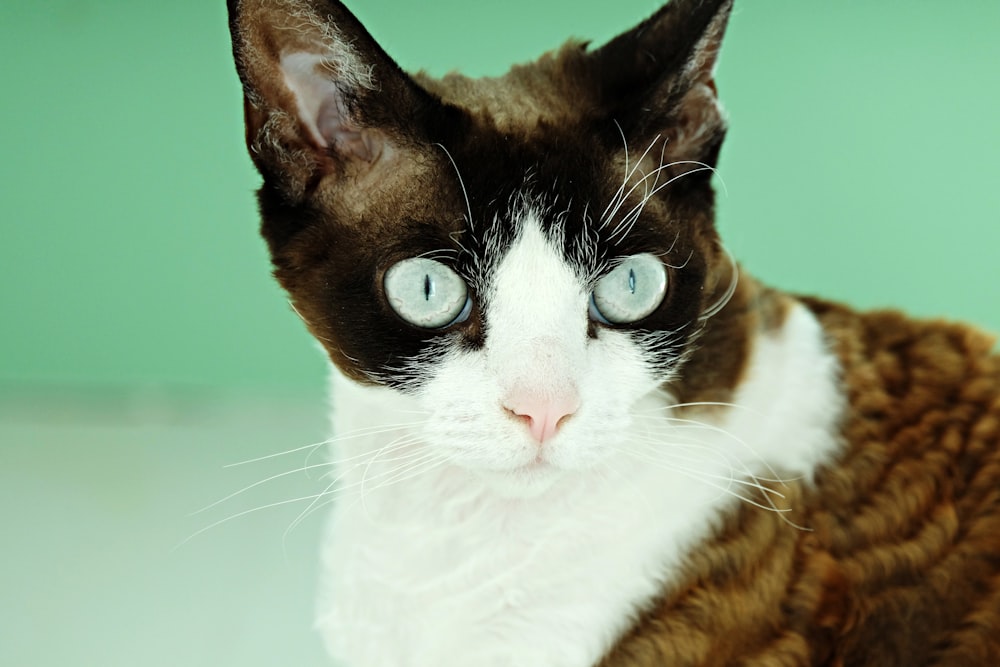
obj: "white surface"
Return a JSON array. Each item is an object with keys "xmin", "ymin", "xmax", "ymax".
[{"xmin": 0, "ymin": 393, "xmax": 330, "ymax": 667}]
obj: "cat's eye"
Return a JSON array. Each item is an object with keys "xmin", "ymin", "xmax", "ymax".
[
  {"xmin": 384, "ymin": 258, "xmax": 472, "ymax": 329},
  {"xmin": 589, "ymin": 254, "xmax": 668, "ymax": 325}
]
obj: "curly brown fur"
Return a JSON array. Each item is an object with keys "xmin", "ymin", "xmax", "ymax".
[{"xmin": 602, "ymin": 299, "xmax": 1000, "ymax": 666}]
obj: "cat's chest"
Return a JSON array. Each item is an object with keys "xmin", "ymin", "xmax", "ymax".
[{"xmin": 316, "ymin": 455, "xmax": 706, "ymax": 667}]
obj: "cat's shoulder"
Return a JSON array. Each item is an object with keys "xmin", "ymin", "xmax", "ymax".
[
  {"xmin": 798, "ymin": 294, "xmax": 1000, "ymax": 487},
  {"xmin": 801, "ymin": 295, "xmax": 999, "ymax": 391}
]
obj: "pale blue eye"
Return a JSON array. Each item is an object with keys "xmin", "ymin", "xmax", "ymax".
[
  {"xmin": 384, "ymin": 258, "xmax": 471, "ymax": 329},
  {"xmin": 590, "ymin": 254, "xmax": 667, "ymax": 324}
]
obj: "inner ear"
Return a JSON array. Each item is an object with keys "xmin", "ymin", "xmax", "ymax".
[
  {"xmin": 229, "ymin": 0, "xmax": 438, "ymax": 199},
  {"xmin": 280, "ymin": 52, "xmax": 385, "ymax": 164}
]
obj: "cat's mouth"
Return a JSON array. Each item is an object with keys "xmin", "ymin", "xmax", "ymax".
[
  {"xmin": 478, "ymin": 455, "xmax": 565, "ymax": 498},
  {"xmin": 516, "ymin": 456, "xmax": 552, "ymax": 474}
]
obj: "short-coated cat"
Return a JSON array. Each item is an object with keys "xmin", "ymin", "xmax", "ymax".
[{"xmin": 226, "ymin": 1, "xmax": 1000, "ymax": 664}]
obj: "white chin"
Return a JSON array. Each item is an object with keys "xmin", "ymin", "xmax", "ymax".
[{"xmin": 477, "ymin": 463, "xmax": 565, "ymax": 499}]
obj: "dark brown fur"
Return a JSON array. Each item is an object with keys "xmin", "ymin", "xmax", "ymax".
[
  {"xmin": 227, "ymin": 0, "xmax": 1000, "ymax": 664},
  {"xmin": 229, "ymin": 0, "xmax": 739, "ymax": 392}
]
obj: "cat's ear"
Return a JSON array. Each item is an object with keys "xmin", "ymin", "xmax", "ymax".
[
  {"xmin": 227, "ymin": 0, "xmax": 433, "ymax": 200},
  {"xmin": 590, "ymin": 0, "xmax": 732, "ymax": 171}
]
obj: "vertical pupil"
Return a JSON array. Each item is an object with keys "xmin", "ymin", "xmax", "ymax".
[
  {"xmin": 628, "ymin": 268, "xmax": 636, "ymax": 294},
  {"xmin": 423, "ymin": 274, "xmax": 433, "ymax": 301}
]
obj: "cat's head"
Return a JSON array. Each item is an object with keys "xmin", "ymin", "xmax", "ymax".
[{"xmin": 229, "ymin": 0, "xmax": 752, "ymax": 495}]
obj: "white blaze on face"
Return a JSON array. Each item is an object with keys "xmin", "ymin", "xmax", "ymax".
[{"xmin": 485, "ymin": 218, "xmax": 588, "ymax": 444}]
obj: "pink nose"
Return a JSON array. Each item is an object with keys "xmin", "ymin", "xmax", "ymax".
[{"xmin": 503, "ymin": 390, "xmax": 580, "ymax": 444}]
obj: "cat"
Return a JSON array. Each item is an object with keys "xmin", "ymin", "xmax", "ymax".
[{"xmin": 226, "ymin": 0, "xmax": 1000, "ymax": 665}]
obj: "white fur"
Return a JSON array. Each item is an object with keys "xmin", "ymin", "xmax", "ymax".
[{"xmin": 314, "ymin": 218, "xmax": 843, "ymax": 667}]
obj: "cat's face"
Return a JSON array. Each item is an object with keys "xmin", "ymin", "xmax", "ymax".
[{"xmin": 229, "ymin": 0, "xmax": 746, "ymax": 495}]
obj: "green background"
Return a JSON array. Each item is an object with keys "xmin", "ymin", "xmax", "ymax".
[
  {"xmin": 2, "ymin": 0, "xmax": 998, "ymax": 397},
  {"xmin": 1, "ymin": 2, "xmax": 998, "ymax": 666}
]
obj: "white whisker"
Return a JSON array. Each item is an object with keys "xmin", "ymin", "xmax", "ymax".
[
  {"xmin": 286, "ymin": 443, "xmax": 438, "ymax": 537},
  {"xmin": 635, "ymin": 414, "xmax": 785, "ymax": 484},
  {"xmin": 653, "ymin": 463, "xmax": 789, "ymax": 515},
  {"xmin": 286, "ymin": 449, "xmax": 435, "ymax": 537},
  {"xmin": 224, "ymin": 420, "xmax": 425, "ymax": 468},
  {"xmin": 624, "ymin": 436, "xmax": 736, "ymax": 469},
  {"xmin": 357, "ymin": 453, "xmax": 452, "ymax": 524},
  {"xmin": 614, "ymin": 119, "xmax": 629, "ymax": 177},
  {"xmin": 634, "ymin": 400, "xmax": 748, "ymax": 414},
  {"xmin": 224, "ymin": 439, "xmax": 332, "ymax": 468},
  {"xmin": 175, "ymin": 491, "xmax": 338, "ymax": 551},
  {"xmin": 192, "ymin": 461, "xmax": 335, "ymax": 516},
  {"xmin": 601, "ymin": 134, "xmax": 664, "ymax": 226},
  {"xmin": 285, "ymin": 475, "xmax": 343, "ymax": 540},
  {"xmin": 607, "ymin": 164, "xmax": 716, "ymax": 243},
  {"xmin": 699, "ymin": 244, "xmax": 739, "ymax": 321},
  {"xmin": 435, "ymin": 142, "xmax": 474, "ymax": 232},
  {"xmin": 620, "ymin": 444, "xmax": 787, "ymax": 500}
]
